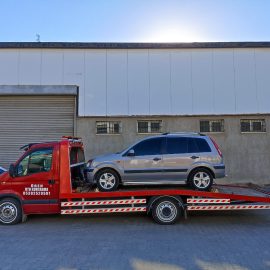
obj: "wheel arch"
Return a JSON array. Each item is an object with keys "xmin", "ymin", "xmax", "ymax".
[
  {"xmin": 147, "ymin": 195, "xmax": 185, "ymax": 215},
  {"xmin": 188, "ymin": 166, "xmax": 215, "ymax": 182},
  {"xmin": 0, "ymin": 194, "xmax": 22, "ymax": 205},
  {"xmin": 94, "ymin": 167, "xmax": 122, "ymax": 183}
]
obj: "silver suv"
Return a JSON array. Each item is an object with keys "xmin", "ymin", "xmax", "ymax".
[{"xmin": 87, "ymin": 133, "xmax": 225, "ymax": 192}]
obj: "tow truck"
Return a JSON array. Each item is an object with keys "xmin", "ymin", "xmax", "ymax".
[{"xmin": 0, "ymin": 136, "xmax": 269, "ymax": 225}]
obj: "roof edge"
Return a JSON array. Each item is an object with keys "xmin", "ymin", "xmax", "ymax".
[
  {"xmin": 0, "ymin": 85, "xmax": 78, "ymax": 95},
  {"xmin": 0, "ymin": 42, "xmax": 270, "ymax": 49}
]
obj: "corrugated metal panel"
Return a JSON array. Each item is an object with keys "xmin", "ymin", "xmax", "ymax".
[
  {"xmin": 0, "ymin": 95, "xmax": 75, "ymax": 168},
  {"xmin": 1, "ymin": 48, "xmax": 270, "ymax": 116}
]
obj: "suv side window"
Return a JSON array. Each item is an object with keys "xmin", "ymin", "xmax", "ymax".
[
  {"xmin": 195, "ymin": 138, "xmax": 211, "ymax": 152},
  {"xmin": 166, "ymin": 137, "xmax": 188, "ymax": 154},
  {"xmin": 132, "ymin": 138, "xmax": 163, "ymax": 156},
  {"xmin": 16, "ymin": 148, "xmax": 53, "ymax": 176},
  {"xmin": 188, "ymin": 138, "xmax": 199, "ymax": 153}
]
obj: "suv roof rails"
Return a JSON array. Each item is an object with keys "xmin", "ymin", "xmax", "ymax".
[{"xmin": 162, "ymin": 132, "xmax": 204, "ymax": 136}]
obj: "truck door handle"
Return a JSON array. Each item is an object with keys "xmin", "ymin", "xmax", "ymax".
[
  {"xmin": 190, "ymin": 156, "xmax": 199, "ymax": 159},
  {"xmin": 48, "ymin": 179, "xmax": 55, "ymax": 185},
  {"xmin": 153, "ymin": 157, "xmax": 161, "ymax": 161}
]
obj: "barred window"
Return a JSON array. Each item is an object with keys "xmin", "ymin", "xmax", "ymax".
[
  {"xmin": 240, "ymin": 119, "xmax": 266, "ymax": 133},
  {"xmin": 137, "ymin": 120, "xmax": 162, "ymax": 134},
  {"xmin": 200, "ymin": 120, "xmax": 224, "ymax": 133},
  {"xmin": 96, "ymin": 121, "xmax": 122, "ymax": 134}
]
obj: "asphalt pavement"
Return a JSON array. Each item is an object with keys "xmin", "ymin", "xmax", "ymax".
[{"xmin": 0, "ymin": 210, "xmax": 270, "ymax": 270}]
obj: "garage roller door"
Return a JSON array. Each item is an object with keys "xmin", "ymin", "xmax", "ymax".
[{"xmin": 0, "ymin": 95, "xmax": 75, "ymax": 168}]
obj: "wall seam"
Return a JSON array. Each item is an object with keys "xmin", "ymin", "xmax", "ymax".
[
  {"xmin": 253, "ymin": 48, "xmax": 259, "ymax": 113},
  {"xmin": 62, "ymin": 50, "xmax": 64, "ymax": 85},
  {"xmin": 190, "ymin": 50, "xmax": 194, "ymax": 114},
  {"xmin": 232, "ymin": 49, "xmax": 237, "ymax": 113},
  {"xmin": 169, "ymin": 51, "xmax": 173, "ymax": 114},
  {"xmin": 127, "ymin": 50, "xmax": 130, "ymax": 115},
  {"xmin": 17, "ymin": 49, "xmax": 21, "ymax": 84},
  {"xmin": 83, "ymin": 50, "xmax": 86, "ymax": 117},
  {"xmin": 148, "ymin": 49, "xmax": 151, "ymax": 115},
  {"xmin": 211, "ymin": 49, "xmax": 215, "ymax": 114},
  {"xmin": 105, "ymin": 49, "xmax": 108, "ymax": 116},
  {"xmin": 40, "ymin": 49, "xmax": 42, "ymax": 85}
]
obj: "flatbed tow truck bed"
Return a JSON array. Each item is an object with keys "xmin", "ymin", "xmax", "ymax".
[{"xmin": 60, "ymin": 184, "xmax": 270, "ymax": 224}]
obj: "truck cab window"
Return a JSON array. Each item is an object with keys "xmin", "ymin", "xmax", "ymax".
[
  {"xmin": 16, "ymin": 148, "xmax": 53, "ymax": 176},
  {"xmin": 17, "ymin": 155, "xmax": 29, "ymax": 176},
  {"xmin": 70, "ymin": 147, "xmax": 85, "ymax": 165}
]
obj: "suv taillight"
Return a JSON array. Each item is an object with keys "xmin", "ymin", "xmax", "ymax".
[{"xmin": 210, "ymin": 137, "xmax": 223, "ymax": 157}]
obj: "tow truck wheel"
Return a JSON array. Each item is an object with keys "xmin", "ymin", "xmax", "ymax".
[
  {"xmin": 96, "ymin": 169, "xmax": 120, "ymax": 192},
  {"xmin": 0, "ymin": 198, "xmax": 22, "ymax": 225},
  {"xmin": 189, "ymin": 168, "xmax": 213, "ymax": 191},
  {"xmin": 151, "ymin": 198, "xmax": 182, "ymax": 225}
]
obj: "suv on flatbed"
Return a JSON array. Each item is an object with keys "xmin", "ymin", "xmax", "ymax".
[{"xmin": 87, "ymin": 132, "xmax": 225, "ymax": 192}]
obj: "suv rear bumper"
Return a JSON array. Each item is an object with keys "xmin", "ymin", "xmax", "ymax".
[{"xmin": 213, "ymin": 165, "xmax": 226, "ymax": 178}]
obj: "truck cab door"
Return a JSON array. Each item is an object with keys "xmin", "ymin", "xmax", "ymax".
[{"xmin": 11, "ymin": 147, "xmax": 59, "ymax": 214}]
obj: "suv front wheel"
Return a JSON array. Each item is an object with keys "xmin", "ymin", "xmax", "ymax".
[
  {"xmin": 189, "ymin": 168, "xmax": 213, "ymax": 191},
  {"xmin": 96, "ymin": 169, "xmax": 120, "ymax": 192}
]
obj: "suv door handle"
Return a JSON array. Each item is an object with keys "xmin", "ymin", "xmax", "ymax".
[
  {"xmin": 190, "ymin": 156, "xmax": 199, "ymax": 159},
  {"xmin": 153, "ymin": 157, "xmax": 161, "ymax": 161},
  {"xmin": 48, "ymin": 179, "xmax": 55, "ymax": 185}
]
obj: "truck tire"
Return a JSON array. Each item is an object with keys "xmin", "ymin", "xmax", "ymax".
[
  {"xmin": 0, "ymin": 198, "xmax": 22, "ymax": 225},
  {"xmin": 151, "ymin": 198, "xmax": 182, "ymax": 225},
  {"xmin": 189, "ymin": 168, "xmax": 213, "ymax": 191},
  {"xmin": 96, "ymin": 169, "xmax": 120, "ymax": 192}
]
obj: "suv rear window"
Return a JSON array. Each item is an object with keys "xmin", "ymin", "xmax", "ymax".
[
  {"xmin": 194, "ymin": 138, "xmax": 211, "ymax": 152},
  {"xmin": 165, "ymin": 137, "xmax": 211, "ymax": 154}
]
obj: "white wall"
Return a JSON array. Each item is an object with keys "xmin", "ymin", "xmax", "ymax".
[{"xmin": 0, "ymin": 47, "xmax": 270, "ymax": 116}]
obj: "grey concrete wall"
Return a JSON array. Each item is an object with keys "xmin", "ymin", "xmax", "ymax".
[{"xmin": 77, "ymin": 115, "xmax": 270, "ymax": 184}]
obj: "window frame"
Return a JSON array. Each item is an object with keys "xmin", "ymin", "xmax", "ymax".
[
  {"xmin": 240, "ymin": 119, "xmax": 266, "ymax": 133},
  {"xmin": 137, "ymin": 120, "xmax": 163, "ymax": 134},
  {"xmin": 96, "ymin": 121, "xmax": 122, "ymax": 135},
  {"xmin": 199, "ymin": 119, "xmax": 225, "ymax": 133},
  {"xmin": 15, "ymin": 147, "xmax": 54, "ymax": 177}
]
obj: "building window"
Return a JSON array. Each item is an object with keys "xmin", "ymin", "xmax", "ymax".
[
  {"xmin": 200, "ymin": 120, "xmax": 224, "ymax": 133},
  {"xmin": 137, "ymin": 120, "xmax": 162, "ymax": 134},
  {"xmin": 96, "ymin": 121, "xmax": 122, "ymax": 134},
  {"xmin": 240, "ymin": 119, "xmax": 266, "ymax": 133}
]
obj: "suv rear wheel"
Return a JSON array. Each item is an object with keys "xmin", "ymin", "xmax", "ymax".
[
  {"xmin": 96, "ymin": 169, "xmax": 120, "ymax": 192},
  {"xmin": 189, "ymin": 168, "xmax": 213, "ymax": 191}
]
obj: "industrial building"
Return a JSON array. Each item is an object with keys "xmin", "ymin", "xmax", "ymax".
[{"xmin": 0, "ymin": 42, "xmax": 269, "ymax": 183}]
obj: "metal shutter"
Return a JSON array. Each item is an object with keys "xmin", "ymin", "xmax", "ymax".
[{"xmin": 0, "ymin": 95, "xmax": 75, "ymax": 168}]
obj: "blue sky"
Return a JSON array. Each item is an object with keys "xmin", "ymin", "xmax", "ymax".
[{"xmin": 0, "ymin": 0, "xmax": 270, "ymax": 42}]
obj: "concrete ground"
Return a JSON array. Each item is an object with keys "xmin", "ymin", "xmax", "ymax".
[{"xmin": 0, "ymin": 211, "xmax": 270, "ymax": 270}]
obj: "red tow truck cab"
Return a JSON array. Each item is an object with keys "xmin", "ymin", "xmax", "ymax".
[
  {"xmin": 0, "ymin": 136, "xmax": 270, "ymax": 225},
  {"xmin": 0, "ymin": 137, "xmax": 85, "ymax": 218}
]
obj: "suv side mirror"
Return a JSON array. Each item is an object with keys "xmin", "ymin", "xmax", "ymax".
[
  {"xmin": 127, "ymin": 149, "xmax": 135, "ymax": 157},
  {"xmin": 9, "ymin": 164, "xmax": 16, "ymax": 178}
]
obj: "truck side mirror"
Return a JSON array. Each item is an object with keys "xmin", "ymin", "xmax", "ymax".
[
  {"xmin": 9, "ymin": 164, "xmax": 16, "ymax": 178},
  {"xmin": 127, "ymin": 149, "xmax": 135, "ymax": 157}
]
